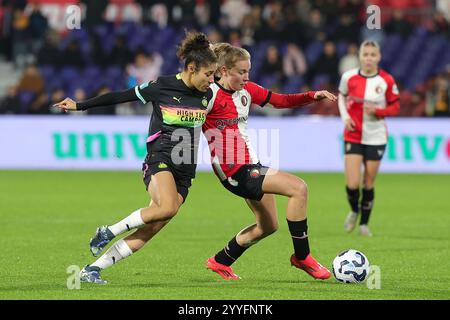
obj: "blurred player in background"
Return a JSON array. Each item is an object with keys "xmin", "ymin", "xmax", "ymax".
[
  {"xmin": 338, "ymin": 40, "xmax": 400, "ymax": 237},
  {"xmin": 203, "ymin": 43, "xmax": 336, "ymax": 280},
  {"xmin": 54, "ymin": 32, "xmax": 217, "ymax": 284}
]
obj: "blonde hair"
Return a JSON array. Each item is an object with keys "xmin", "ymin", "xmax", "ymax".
[
  {"xmin": 210, "ymin": 43, "xmax": 251, "ymax": 76},
  {"xmin": 359, "ymin": 40, "xmax": 380, "ymax": 52}
]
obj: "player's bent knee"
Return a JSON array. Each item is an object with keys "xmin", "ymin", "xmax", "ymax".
[
  {"xmin": 292, "ymin": 178, "xmax": 308, "ymax": 198},
  {"xmin": 161, "ymin": 202, "xmax": 179, "ymax": 219}
]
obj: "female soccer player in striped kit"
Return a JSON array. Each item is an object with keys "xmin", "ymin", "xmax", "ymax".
[
  {"xmin": 338, "ymin": 40, "xmax": 400, "ymax": 237},
  {"xmin": 54, "ymin": 32, "xmax": 217, "ymax": 284},
  {"xmin": 203, "ymin": 43, "xmax": 336, "ymax": 280}
]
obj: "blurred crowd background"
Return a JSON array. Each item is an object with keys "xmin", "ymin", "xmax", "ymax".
[{"xmin": 0, "ymin": 0, "xmax": 449, "ymax": 117}]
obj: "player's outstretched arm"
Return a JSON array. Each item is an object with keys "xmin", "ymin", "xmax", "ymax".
[
  {"xmin": 269, "ymin": 90, "xmax": 336, "ymax": 109},
  {"xmin": 53, "ymin": 88, "xmax": 138, "ymax": 112}
]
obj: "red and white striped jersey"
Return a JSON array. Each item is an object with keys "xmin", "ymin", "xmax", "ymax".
[
  {"xmin": 338, "ymin": 68, "xmax": 400, "ymax": 145},
  {"xmin": 202, "ymin": 82, "xmax": 270, "ymax": 179}
]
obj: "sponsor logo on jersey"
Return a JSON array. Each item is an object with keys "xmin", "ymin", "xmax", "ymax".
[
  {"xmin": 160, "ymin": 105, "xmax": 206, "ymax": 127},
  {"xmin": 173, "ymin": 96, "xmax": 181, "ymax": 103},
  {"xmin": 215, "ymin": 116, "xmax": 249, "ymax": 130}
]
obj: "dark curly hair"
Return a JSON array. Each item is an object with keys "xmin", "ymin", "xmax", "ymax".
[{"xmin": 176, "ymin": 31, "xmax": 217, "ymax": 71}]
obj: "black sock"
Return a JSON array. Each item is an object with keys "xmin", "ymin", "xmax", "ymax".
[
  {"xmin": 346, "ymin": 186, "xmax": 360, "ymax": 214},
  {"xmin": 287, "ymin": 219, "xmax": 310, "ymax": 260},
  {"xmin": 214, "ymin": 236, "xmax": 248, "ymax": 266},
  {"xmin": 360, "ymin": 188, "xmax": 374, "ymax": 225}
]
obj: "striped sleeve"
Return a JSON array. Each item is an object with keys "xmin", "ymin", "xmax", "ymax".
[{"xmin": 134, "ymin": 80, "xmax": 160, "ymax": 104}]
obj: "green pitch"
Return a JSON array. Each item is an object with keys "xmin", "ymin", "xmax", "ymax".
[{"xmin": 0, "ymin": 170, "xmax": 449, "ymax": 300}]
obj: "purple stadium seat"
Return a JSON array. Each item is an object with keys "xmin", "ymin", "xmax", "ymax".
[
  {"xmin": 283, "ymin": 75, "xmax": 305, "ymax": 93},
  {"xmin": 18, "ymin": 91, "xmax": 35, "ymax": 113},
  {"xmin": 305, "ymin": 41, "xmax": 324, "ymax": 65},
  {"xmin": 336, "ymin": 41, "xmax": 348, "ymax": 58},
  {"xmin": 39, "ymin": 65, "xmax": 55, "ymax": 83},
  {"xmin": 259, "ymin": 75, "xmax": 277, "ymax": 89},
  {"xmin": 60, "ymin": 67, "xmax": 80, "ymax": 81},
  {"xmin": 103, "ymin": 66, "xmax": 125, "ymax": 88},
  {"xmin": 312, "ymin": 74, "xmax": 330, "ymax": 90},
  {"xmin": 115, "ymin": 22, "xmax": 138, "ymax": 36},
  {"xmin": 83, "ymin": 66, "xmax": 101, "ymax": 79},
  {"xmin": 93, "ymin": 24, "xmax": 110, "ymax": 39}
]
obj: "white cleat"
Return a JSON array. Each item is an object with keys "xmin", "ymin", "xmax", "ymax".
[
  {"xmin": 344, "ymin": 211, "xmax": 358, "ymax": 233},
  {"xmin": 359, "ymin": 224, "xmax": 373, "ymax": 237}
]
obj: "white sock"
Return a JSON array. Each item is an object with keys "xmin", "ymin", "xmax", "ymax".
[
  {"xmin": 108, "ymin": 208, "xmax": 145, "ymax": 236},
  {"xmin": 91, "ymin": 239, "xmax": 133, "ymax": 270}
]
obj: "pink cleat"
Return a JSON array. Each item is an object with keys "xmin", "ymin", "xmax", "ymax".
[
  {"xmin": 206, "ymin": 257, "xmax": 241, "ymax": 280},
  {"xmin": 290, "ymin": 254, "xmax": 331, "ymax": 280}
]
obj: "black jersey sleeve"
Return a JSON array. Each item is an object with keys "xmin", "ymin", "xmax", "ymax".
[
  {"xmin": 76, "ymin": 88, "xmax": 138, "ymax": 110},
  {"xmin": 134, "ymin": 80, "xmax": 160, "ymax": 104}
]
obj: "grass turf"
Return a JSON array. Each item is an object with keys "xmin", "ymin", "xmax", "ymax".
[{"xmin": 0, "ymin": 170, "xmax": 449, "ymax": 300}]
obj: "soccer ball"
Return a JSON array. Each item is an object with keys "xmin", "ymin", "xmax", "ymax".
[{"xmin": 332, "ymin": 249, "xmax": 370, "ymax": 283}]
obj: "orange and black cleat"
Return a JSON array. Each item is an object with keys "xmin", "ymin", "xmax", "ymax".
[
  {"xmin": 206, "ymin": 257, "xmax": 241, "ymax": 280},
  {"xmin": 290, "ymin": 254, "xmax": 331, "ymax": 280}
]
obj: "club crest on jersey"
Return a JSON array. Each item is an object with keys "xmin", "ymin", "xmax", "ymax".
[
  {"xmin": 158, "ymin": 162, "xmax": 168, "ymax": 169},
  {"xmin": 241, "ymin": 95, "xmax": 248, "ymax": 107},
  {"xmin": 249, "ymin": 168, "xmax": 260, "ymax": 178},
  {"xmin": 375, "ymin": 85, "xmax": 383, "ymax": 94},
  {"xmin": 202, "ymin": 97, "xmax": 208, "ymax": 107}
]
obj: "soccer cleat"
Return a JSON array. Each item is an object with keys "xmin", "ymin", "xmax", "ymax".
[
  {"xmin": 344, "ymin": 211, "xmax": 358, "ymax": 233},
  {"xmin": 79, "ymin": 265, "xmax": 107, "ymax": 285},
  {"xmin": 89, "ymin": 225, "xmax": 115, "ymax": 257},
  {"xmin": 359, "ymin": 224, "xmax": 373, "ymax": 237},
  {"xmin": 290, "ymin": 254, "xmax": 331, "ymax": 280},
  {"xmin": 206, "ymin": 257, "xmax": 241, "ymax": 280}
]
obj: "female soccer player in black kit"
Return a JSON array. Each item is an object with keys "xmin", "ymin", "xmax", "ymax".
[{"xmin": 54, "ymin": 32, "xmax": 217, "ymax": 284}]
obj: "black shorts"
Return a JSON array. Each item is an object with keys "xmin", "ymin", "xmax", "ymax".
[
  {"xmin": 142, "ymin": 154, "xmax": 193, "ymax": 203},
  {"xmin": 221, "ymin": 163, "xmax": 269, "ymax": 201},
  {"xmin": 344, "ymin": 142, "xmax": 386, "ymax": 161}
]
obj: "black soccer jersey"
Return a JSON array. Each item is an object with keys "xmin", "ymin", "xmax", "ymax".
[
  {"xmin": 77, "ymin": 74, "xmax": 211, "ymax": 179},
  {"xmin": 135, "ymin": 74, "xmax": 211, "ymax": 178}
]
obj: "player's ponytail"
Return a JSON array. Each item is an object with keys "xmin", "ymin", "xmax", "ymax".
[{"xmin": 177, "ymin": 31, "xmax": 217, "ymax": 71}]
